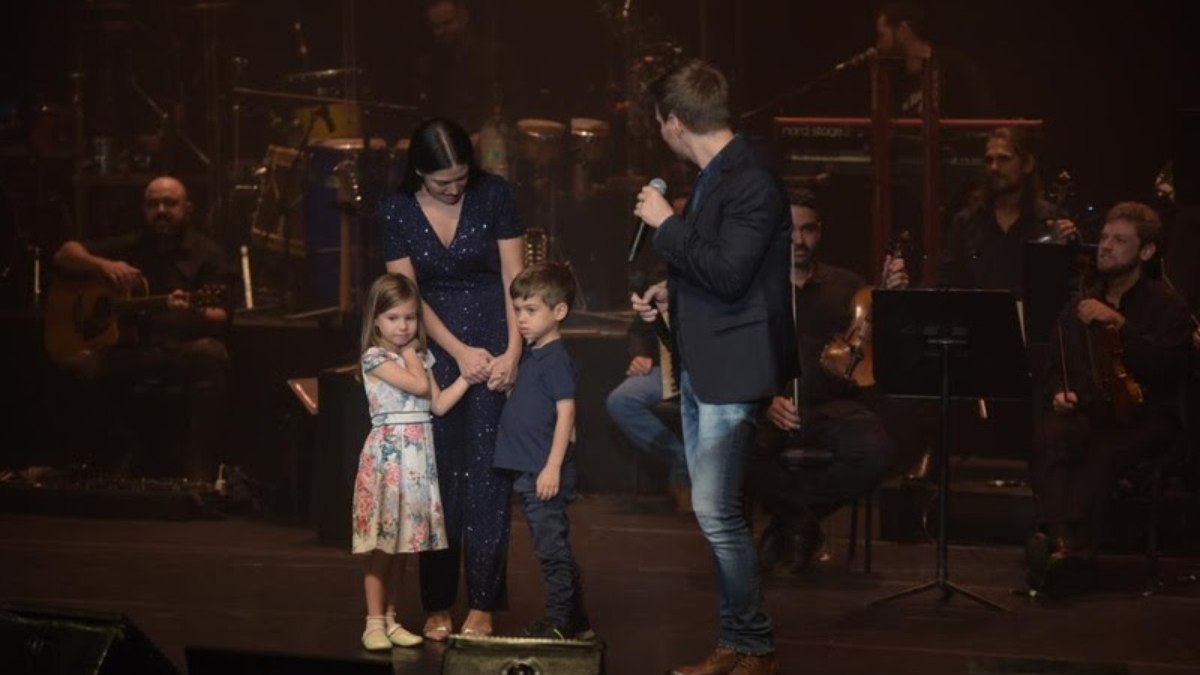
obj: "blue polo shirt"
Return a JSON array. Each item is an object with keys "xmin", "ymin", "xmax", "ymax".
[{"xmin": 493, "ymin": 339, "xmax": 577, "ymax": 474}]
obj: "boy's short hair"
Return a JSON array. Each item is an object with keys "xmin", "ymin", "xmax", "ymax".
[{"xmin": 510, "ymin": 262, "xmax": 576, "ymax": 311}]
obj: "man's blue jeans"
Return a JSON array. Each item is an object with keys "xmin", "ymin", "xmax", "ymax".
[
  {"xmin": 606, "ymin": 367, "xmax": 689, "ymax": 487},
  {"xmin": 679, "ymin": 370, "xmax": 773, "ymax": 655}
]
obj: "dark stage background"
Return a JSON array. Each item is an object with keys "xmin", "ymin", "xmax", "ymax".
[{"xmin": 4, "ymin": 1, "xmax": 1198, "ymax": 251}]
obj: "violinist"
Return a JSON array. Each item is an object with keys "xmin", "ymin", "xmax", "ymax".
[
  {"xmin": 1026, "ymin": 201, "xmax": 1193, "ymax": 596},
  {"xmin": 883, "ymin": 125, "xmax": 1077, "ymax": 296},
  {"xmin": 747, "ymin": 189, "xmax": 900, "ymax": 573}
]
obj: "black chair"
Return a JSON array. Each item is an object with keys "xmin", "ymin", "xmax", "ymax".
[
  {"xmin": 1136, "ymin": 387, "xmax": 1199, "ymax": 596},
  {"xmin": 777, "ymin": 446, "xmax": 875, "ymax": 573},
  {"xmin": 652, "ymin": 396, "xmax": 876, "ymax": 571}
]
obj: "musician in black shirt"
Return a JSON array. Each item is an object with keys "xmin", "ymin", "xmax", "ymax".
[
  {"xmin": 874, "ymin": 2, "xmax": 996, "ymax": 119},
  {"xmin": 748, "ymin": 191, "xmax": 897, "ymax": 573},
  {"xmin": 51, "ymin": 176, "xmax": 236, "ymax": 481},
  {"xmin": 941, "ymin": 126, "xmax": 1080, "ymax": 295},
  {"xmin": 1026, "ymin": 202, "xmax": 1192, "ymax": 594}
]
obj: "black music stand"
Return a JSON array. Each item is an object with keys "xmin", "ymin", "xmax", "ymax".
[
  {"xmin": 866, "ymin": 289, "xmax": 1030, "ymax": 611},
  {"xmin": 1022, "ymin": 241, "xmax": 1097, "ymax": 344}
]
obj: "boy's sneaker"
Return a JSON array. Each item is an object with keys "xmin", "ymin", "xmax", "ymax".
[{"xmin": 524, "ymin": 618, "xmax": 596, "ymax": 641}]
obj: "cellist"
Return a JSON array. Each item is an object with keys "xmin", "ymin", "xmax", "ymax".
[{"xmin": 1025, "ymin": 201, "xmax": 1192, "ymax": 596}]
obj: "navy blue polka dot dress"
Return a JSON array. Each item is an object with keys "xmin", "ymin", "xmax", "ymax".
[{"xmin": 378, "ymin": 172, "xmax": 522, "ymax": 612}]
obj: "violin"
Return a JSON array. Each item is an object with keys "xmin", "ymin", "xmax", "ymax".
[
  {"xmin": 819, "ymin": 232, "xmax": 912, "ymax": 388},
  {"xmin": 1055, "ymin": 252, "xmax": 1144, "ymax": 425},
  {"xmin": 1097, "ymin": 322, "xmax": 1144, "ymax": 425}
]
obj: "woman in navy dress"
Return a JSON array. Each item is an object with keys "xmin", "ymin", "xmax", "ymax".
[{"xmin": 379, "ymin": 118, "xmax": 525, "ymax": 638}]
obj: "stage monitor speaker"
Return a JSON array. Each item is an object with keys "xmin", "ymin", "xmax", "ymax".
[
  {"xmin": 309, "ymin": 363, "xmax": 370, "ymax": 548},
  {"xmin": 442, "ymin": 634, "xmax": 604, "ymax": 675},
  {"xmin": 186, "ymin": 646, "xmax": 390, "ymax": 674},
  {"xmin": 0, "ymin": 604, "xmax": 179, "ymax": 675}
]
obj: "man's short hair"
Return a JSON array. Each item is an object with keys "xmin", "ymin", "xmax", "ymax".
[
  {"xmin": 786, "ymin": 185, "xmax": 820, "ymax": 213},
  {"xmin": 1105, "ymin": 201, "xmax": 1162, "ymax": 249},
  {"xmin": 510, "ymin": 262, "xmax": 576, "ymax": 311},
  {"xmin": 878, "ymin": 2, "xmax": 928, "ymax": 39},
  {"xmin": 650, "ymin": 60, "xmax": 730, "ymax": 134}
]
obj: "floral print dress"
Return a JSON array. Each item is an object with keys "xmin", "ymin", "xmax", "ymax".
[{"xmin": 351, "ymin": 347, "xmax": 448, "ymax": 554}]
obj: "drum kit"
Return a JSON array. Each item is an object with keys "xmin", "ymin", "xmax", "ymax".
[
  {"xmin": 239, "ymin": 65, "xmax": 417, "ymax": 314},
  {"xmin": 233, "ymin": 4, "xmax": 678, "ymax": 314}
]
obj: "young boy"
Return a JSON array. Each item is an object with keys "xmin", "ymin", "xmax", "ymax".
[{"xmin": 493, "ymin": 262, "xmax": 594, "ymax": 640}]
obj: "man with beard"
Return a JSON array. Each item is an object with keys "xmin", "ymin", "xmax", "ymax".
[
  {"xmin": 941, "ymin": 126, "xmax": 1076, "ymax": 294},
  {"xmin": 1025, "ymin": 202, "xmax": 1192, "ymax": 595},
  {"xmin": 884, "ymin": 126, "xmax": 1078, "ymax": 295},
  {"xmin": 52, "ymin": 176, "xmax": 236, "ymax": 481},
  {"xmin": 748, "ymin": 190, "xmax": 897, "ymax": 573},
  {"xmin": 873, "ymin": 2, "xmax": 995, "ymax": 119}
]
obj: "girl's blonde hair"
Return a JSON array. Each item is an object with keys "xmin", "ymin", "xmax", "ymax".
[{"xmin": 361, "ymin": 273, "xmax": 426, "ymax": 353}]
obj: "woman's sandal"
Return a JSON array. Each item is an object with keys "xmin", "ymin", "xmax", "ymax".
[
  {"xmin": 460, "ymin": 627, "xmax": 492, "ymax": 637},
  {"xmin": 422, "ymin": 621, "xmax": 452, "ymax": 642}
]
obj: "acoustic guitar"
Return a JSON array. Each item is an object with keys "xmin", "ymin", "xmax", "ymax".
[{"xmin": 44, "ymin": 277, "xmax": 226, "ymax": 363}]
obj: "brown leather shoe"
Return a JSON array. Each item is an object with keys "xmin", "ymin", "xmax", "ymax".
[
  {"xmin": 730, "ymin": 652, "xmax": 777, "ymax": 675},
  {"xmin": 668, "ymin": 646, "xmax": 737, "ymax": 675}
]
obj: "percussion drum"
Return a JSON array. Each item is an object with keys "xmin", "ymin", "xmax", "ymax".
[
  {"xmin": 249, "ymin": 144, "xmax": 306, "ymax": 257},
  {"xmin": 569, "ymin": 118, "xmax": 611, "ymax": 199},
  {"xmin": 303, "ymin": 137, "xmax": 394, "ymax": 308},
  {"xmin": 569, "ymin": 118, "xmax": 610, "ymax": 164},
  {"xmin": 293, "ymin": 103, "xmax": 362, "ymax": 142},
  {"xmin": 283, "ymin": 68, "xmax": 364, "ymax": 142},
  {"xmin": 516, "ymin": 118, "xmax": 566, "ymax": 166}
]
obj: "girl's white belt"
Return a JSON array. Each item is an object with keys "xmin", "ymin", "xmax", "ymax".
[{"xmin": 372, "ymin": 411, "xmax": 432, "ymax": 426}]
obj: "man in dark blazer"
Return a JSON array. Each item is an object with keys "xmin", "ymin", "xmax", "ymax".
[{"xmin": 632, "ymin": 60, "xmax": 793, "ymax": 675}]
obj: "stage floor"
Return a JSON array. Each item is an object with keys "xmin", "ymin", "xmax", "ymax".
[{"xmin": 2, "ymin": 497, "xmax": 1198, "ymax": 674}]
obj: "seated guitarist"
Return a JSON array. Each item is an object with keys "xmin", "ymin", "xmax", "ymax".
[
  {"xmin": 746, "ymin": 188, "xmax": 899, "ymax": 573},
  {"xmin": 51, "ymin": 175, "xmax": 236, "ymax": 481}
]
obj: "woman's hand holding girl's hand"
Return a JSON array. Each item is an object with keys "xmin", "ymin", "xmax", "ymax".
[{"xmin": 456, "ymin": 346, "xmax": 493, "ymax": 383}]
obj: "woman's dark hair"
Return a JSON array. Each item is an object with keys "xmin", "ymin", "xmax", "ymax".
[{"xmin": 399, "ymin": 117, "xmax": 481, "ymax": 193}]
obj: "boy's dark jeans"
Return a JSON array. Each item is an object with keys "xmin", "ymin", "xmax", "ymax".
[{"xmin": 513, "ymin": 461, "xmax": 587, "ymax": 630}]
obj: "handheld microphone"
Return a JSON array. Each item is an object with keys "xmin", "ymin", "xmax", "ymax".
[
  {"xmin": 628, "ymin": 177, "xmax": 668, "ymax": 264},
  {"xmin": 833, "ymin": 47, "xmax": 877, "ymax": 72}
]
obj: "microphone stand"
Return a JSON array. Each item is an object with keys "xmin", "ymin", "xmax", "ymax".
[
  {"xmin": 128, "ymin": 76, "xmax": 211, "ymax": 169},
  {"xmin": 739, "ymin": 69, "xmax": 842, "ymax": 123}
]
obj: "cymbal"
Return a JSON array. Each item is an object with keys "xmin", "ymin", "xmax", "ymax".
[{"xmin": 283, "ymin": 68, "xmax": 366, "ymax": 83}]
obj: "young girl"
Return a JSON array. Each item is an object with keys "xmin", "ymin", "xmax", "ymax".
[{"xmin": 352, "ymin": 273, "xmax": 476, "ymax": 650}]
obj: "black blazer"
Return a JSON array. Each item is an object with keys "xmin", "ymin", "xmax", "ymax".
[{"xmin": 652, "ymin": 135, "xmax": 795, "ymax": 404}]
